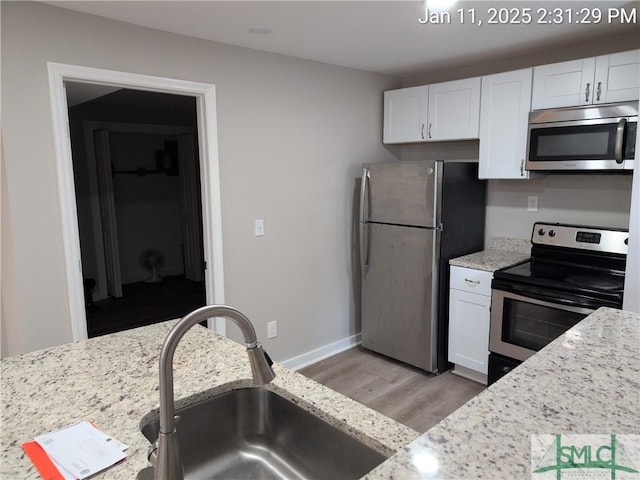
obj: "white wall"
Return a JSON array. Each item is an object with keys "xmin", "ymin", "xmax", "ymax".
[{"xmin": 1, "ymin": 2, "xmax": 400, "ymax": 358}]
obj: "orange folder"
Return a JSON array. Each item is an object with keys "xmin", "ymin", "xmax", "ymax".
[{"xmin": 22, "ymin": 441, "xmax": 67, "ymax": 480}]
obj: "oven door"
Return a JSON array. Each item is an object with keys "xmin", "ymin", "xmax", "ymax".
[{"xmin": 490, "ymin": 288, "xmax": 594, "ymax": 362}]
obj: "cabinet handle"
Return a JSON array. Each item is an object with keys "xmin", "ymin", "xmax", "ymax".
[
  {"xmin": 596, "ymin": 81, "xmax": 602, "ymax": 102},
  {"xmin": 520, "ymin": 159, "xmax": 525, "ymax": 176},
  {"xmin": 501, "ymin": 366, "xmax": 511, "ymax": 373},
  {"xmin": 464, "ymin": 278, "xmax": 481, "ymax": 285},
  {"xmin": 421, "ymin": 123, "xmax": 425, "ymax": 140},
  {"xmin": 428, "ymin": 123, "xmax": 432, "ymax": 139},
  {"xmin": 585, "ymin": 82, "xmax": 591, "ymax": 103}
]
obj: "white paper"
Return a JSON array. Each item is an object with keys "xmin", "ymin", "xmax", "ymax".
[{"xmin": 35, "ymin": 421, "xmax": 127, "ymax": 479}]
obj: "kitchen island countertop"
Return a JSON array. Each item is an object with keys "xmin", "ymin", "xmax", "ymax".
[
  {"xmin": 0, "ymin": 321, "xmax": 418, "ymax": 479},
  {"xmin": 365, "ymin": 307, "xmax": 640, "ymax": 479},
  {"xmin": 2, "ymin": 308, "xmax": 638, "ymax": 479}
]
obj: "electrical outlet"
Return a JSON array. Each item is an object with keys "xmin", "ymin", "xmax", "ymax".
[
  {"xmin": 527, "ymin": 195, "xmax": 539, "ymax": 212},
  {"xmin": 255, "ymin": 219, "xmax": 265, "ymax": 237},
  {"xmin": 267, "ymin": 321, "xmax": 277, "ymax": 339}
]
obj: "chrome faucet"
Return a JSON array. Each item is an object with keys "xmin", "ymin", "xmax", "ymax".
[{"xmin": 150, "ymin": 305, "xmax": 276, "ymax": 480}]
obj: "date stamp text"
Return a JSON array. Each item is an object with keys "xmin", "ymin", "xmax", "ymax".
[{"xmin": 419, "ymin": 6, "xmax": 637, "ymax": 26}]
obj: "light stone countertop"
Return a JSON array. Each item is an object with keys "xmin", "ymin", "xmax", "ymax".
[
  {"xmin": 449, "ymin": 236, "xmax": 531, "ymax": 272},
  {"xmin": 449, "ymin": 250, "xmax": 530, "ymax": 272},
  {"xmin": 364, "ymin": 307, "xmax": 640, "ymax": 480},
  {"xmin": 3, "ymin": 308, "xmax": 638, "ymax": 480},
  {"xmin": 0, "ymin": 321, "xmax": 418, "ymax": 479}
]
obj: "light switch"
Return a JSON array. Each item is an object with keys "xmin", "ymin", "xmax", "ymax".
[
  {"xmin": 527, "ymin": 196, "xmax": 538, "ymax": 212},
  {"xmin": 255, "ymin": 219, "xmax": 265, "ymax": 236}
]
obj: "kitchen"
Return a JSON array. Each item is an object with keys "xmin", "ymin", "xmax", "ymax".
[{"xmin": 2, "ymin": 1, "xmax": 639, "ymax": 478}]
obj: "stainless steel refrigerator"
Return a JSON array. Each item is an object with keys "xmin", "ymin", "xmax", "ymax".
[{"xmin": 359, "ymin": 160, "xmax": 486, "ymax": 373}]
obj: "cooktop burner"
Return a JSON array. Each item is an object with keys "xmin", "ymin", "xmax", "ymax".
[
  {"xmin": 492, "ymin": 222, "xmax": 628, "ymax": 308},
  {"xmin": 497, "ymin": 260, "xmax": 625, "ymax": 296},
  {"xmin": 564, "ymin": 274, "xmax": 624, "ymax": 291}
]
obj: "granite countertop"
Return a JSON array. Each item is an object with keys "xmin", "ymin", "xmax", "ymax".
[
  {"xmin": 0, "ymin": 321, "xmax": 418, "ymax": 479},
  {"xmin": 365, "ymin": 307, "xmax": 640, "ymax": 479},
  {"xmin": 449, "ymin": 236, "xmax": 531, "ymax": 272},
  {"xmin": 3, "ymin": 308, "xmax": 638, "ymax": 479}
]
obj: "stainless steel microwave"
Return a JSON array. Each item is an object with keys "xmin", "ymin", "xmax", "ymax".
[{"xmin": 526, "ymin": 101, "xmax": 637, "ymax": 172}]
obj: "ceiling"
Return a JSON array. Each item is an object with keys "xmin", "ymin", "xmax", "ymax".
[{"xmin": 47, "ymin": 0, "xmax": 636, "ymax": 77}]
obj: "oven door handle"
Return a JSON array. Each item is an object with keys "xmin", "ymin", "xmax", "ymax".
[{"xmin": 492, "ymin": 286, "xmax": 596, "ymax": 315}]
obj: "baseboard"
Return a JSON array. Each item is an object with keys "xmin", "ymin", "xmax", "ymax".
[{"xmin": 280, "ymin": 333, "xmax": 361, "ymax": 371}]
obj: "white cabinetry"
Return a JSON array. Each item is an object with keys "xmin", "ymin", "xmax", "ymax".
[
  {"xmin": 383, "ymin": 86, "xmax": 428, "ymax": 143},
  {"xmin": 595, "ymin": 50, "xmax": 640, "ymax": 104},
  {"xmin": 479, "ymin": 68, "xmax": 533, "ymax": 179},
  {"xmin": 383, "ymin": 78, "xmax": 481, "ymax": 144},
  {"xmin": 532, "ymin": 49, "xmax": 639, "ymax": 109},
  {"xmin": 448, "ymin": 266, "xmax": 492, "ymax": 384},
  {"xmin": 427, "ymin": 77, "xmax": 481, "ymax": 141}
]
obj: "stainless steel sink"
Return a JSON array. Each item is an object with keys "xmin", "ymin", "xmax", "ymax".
[{"xmin": 140, "ymin": 387, "xmax": 388, "ymax": 479}]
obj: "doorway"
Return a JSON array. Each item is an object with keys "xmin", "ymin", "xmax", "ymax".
[
  {"xmin": 48, "ymin": 63, "xmax": 227, "ymax": 341},
  {"xmin": 67, "ymin": 90, "xmax": 207, "ymax": 336}
]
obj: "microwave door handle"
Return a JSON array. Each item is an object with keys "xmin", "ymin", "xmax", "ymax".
[{"xmin": 614, "ymin": 118, "xmax": 627, "ymax": 164}]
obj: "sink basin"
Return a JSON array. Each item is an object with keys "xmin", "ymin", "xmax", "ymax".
[{"xmin": 140, "ymin": 387, "xmax": 388, "ymax": 479}]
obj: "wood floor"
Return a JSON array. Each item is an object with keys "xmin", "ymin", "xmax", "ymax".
[
  {"xmin": 299, "ymin": 346, "xmax": 485, "ymax": 433},
  {"xmin": 86, "ymin": 275, "xmax": 205, "ymax": 337}
]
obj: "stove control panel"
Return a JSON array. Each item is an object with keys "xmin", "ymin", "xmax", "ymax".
[{"xmin": 532, "ymin": 223, "xmax": 628, "ymax": 255}]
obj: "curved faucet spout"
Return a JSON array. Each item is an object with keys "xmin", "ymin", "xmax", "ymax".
[{"xmin": 154, "ymin": 305, "xmax": 275, "ymax": 480}]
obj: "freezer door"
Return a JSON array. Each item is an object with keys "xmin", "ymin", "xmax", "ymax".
[
  {"xmin": 362, "ymin": 161, "xmax": 439, "ymax": 227},
  {"xmin": 361, "ymin": 223, "xmax": 438, "ymax": 372}
]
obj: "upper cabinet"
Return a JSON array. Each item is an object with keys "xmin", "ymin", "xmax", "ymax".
[
  {"xmin": 532, "ymin": 49, "xmax": 639, "ymax": 110},
  {"xmin": 427, "ymin": 78, "xmax": 481, "ymax": 141},
  {"xmin": 479, "ymin": 68, "xmax": 533, "ymax": 180},
  {"xmin": 383, "ymin": 86, "xmax": 428, "ymax": 143},
  {"xmin": 383, "ymin": 78, "xmax": 481, "ymax": 144},
  {"xmin": 596, "ymin": 50, "xmax": 640, "ymax": 104}
]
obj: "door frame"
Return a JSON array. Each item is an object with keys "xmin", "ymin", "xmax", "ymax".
[{"xmin": 47, "ymin": 62, "xmax": 227, "ymax": 340}]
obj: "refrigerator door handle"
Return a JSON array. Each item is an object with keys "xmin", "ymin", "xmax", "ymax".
[
  {"xmin": 360, "ymin": 221, "xmax": 370, "ymax": 274},
  {"xmin": 359, "ymin": 168, "xmax": 371, "ymax": 274}
]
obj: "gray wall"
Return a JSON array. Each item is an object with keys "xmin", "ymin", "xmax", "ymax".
[
  {"xmin": 400, "ymin": 142, "xmax": 633, "ymax": 244},
  {"xmin": 1, "ymin": 2, "xmax": 400, "ymax": 358}
]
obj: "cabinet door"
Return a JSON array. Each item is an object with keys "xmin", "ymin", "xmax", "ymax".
[
  {"xmin": 383, "ymin": 86, "xmax": 428, "ymax": 144},
  {"xmin": 448, "ymin": 288, "xmax": 491, "ymax": 375},
  {"xmin": 594, "ymin": 49, "xmax": 640, "ymax": 104},
  {"xmin": 427, "ymin": 77, "xmax": 481, "ymax": 141},
  {"xmin": 479, "ymin": 68, "xmax": 532, "ymax": 179},
  {"xmin": 531, "ymin": 58, "xmax": 596, "ymax": 109}
]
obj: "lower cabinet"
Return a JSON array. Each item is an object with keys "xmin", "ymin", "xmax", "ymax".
[{"xmin": 448, "ymin": 266, "xmax": 492, "ymax": 384}]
